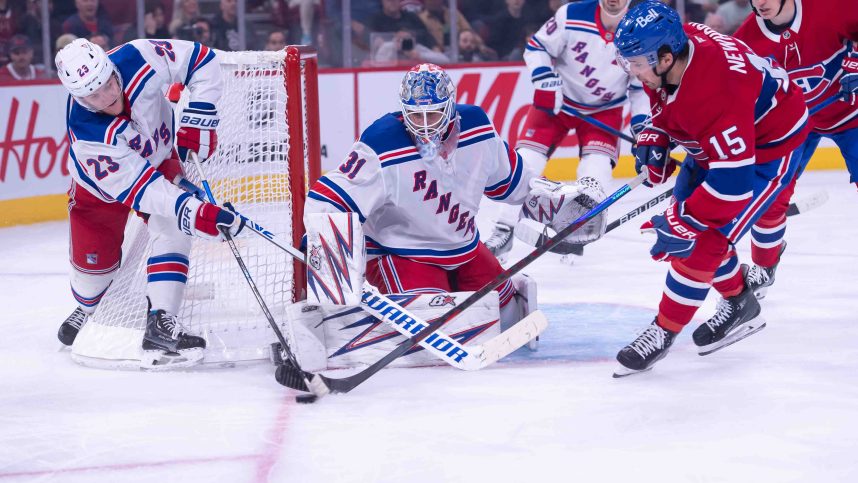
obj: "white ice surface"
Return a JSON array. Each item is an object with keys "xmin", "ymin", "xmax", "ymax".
[{"xmin": 1, "ymin": 171, "xmax": 856, "ymax": 483}]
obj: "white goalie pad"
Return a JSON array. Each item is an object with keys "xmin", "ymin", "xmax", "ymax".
[
  {"xmin": 305, "ymin": 212, "xmax": 366, "ymax": 307},
  {"xmin": 320, "ymin": 291, "xmax": 502, "ymax": 369}
]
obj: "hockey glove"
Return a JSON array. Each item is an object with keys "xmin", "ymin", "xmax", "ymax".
[
  {"xmin": 523, "ymin": 177, "xmax": 607, "ymax": 245},
  {"xmin": 177, "ymin": 102, "xmax": 219, "ymax": 163},
  {"xmin": 532, "ymin": 72, "xmax": 563, "ymax": 115},
  {"xmin": 634, "ymin": 127, "xmax": 675, "ymax": 186},
  {"xmin": 176, "ymin": 195, "xmax": 246, "ymax": 241},
  {"xmin": 840, "ymin": 52, "xmax": 858, "ymax": 105},
  {"xmin": 641, "ymin": 201, "xmax": 707, "ymax": 262}
]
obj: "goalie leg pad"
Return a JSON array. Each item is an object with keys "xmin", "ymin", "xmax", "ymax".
[{"xmin": 305, "ymin": 212, "xmax": 366, "ymax": 307}]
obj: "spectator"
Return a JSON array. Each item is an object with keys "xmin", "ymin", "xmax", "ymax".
[
  {"xmin": 144, "ymin": 0, "xmax": 170, "ymax": 39},
  {"xmin": 169, "ymin": 0, "xmax": 200, "ymax": 38},
  {"xmin": 0, "ymin": 34, "xmax": 46, "ymax": 81},
  {"xmin": 62, "ymin": 0, "xmax": 114, "ymax": 43},
  {"xmin": 485, "ymin": 0, "xmax": 529, "ymax": 59},
  {"xmin": 704, "ymin": 12, "xmax": 727, "ymax": 33},
  {"xmin": 459, "ymin": 0, "xmax": 498, "ymax": 28},
  {"xmin": 265, "ymin": 29, "xmax": 288, "ymax": 51},
  {"xmin": 1, "ymin": 0, "xmax": 23, "ymax": 66},
  {"xmin": 287, "ymin": 0, "xmax": 319, "ymax": 45},
  {"xmin": 183, "ymin": 17, "xmax": 212, "ymax": 44},
  {"xmin": 373, "ymin": 28, "xmax": 449, "ymax": 65},
  {"xmin": 419, "ymin": 0, "xmax": 473, "ymax": 50},
  {"xmin": 211, "ymin": 0, "xmax": 239, "ymax": 50},
  {"xmin": 400, "ymin": 0, "xmax": 423, "ymax": 14},
  {"xmin": 369, "ymin": 0, "xmax": 438, "ymax": 51},
  {"xmin": 89, "ymin": 31, "xmax": 110, "ymax": 50},
  {"xmin": 455, "ymin": 28, "xmax": 497, "ymax": 62},
  {"xmin": 715, "ymin": 0, "xmax": 752, "ymax": 34}
]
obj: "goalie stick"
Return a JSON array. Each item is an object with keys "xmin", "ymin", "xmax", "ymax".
[
  {"xmin": 186, "ymin": 159, "xmax": 547, "ymax": 374},
  {"xmin": 275, "ymin": 172, "xmax": 648, "ymax": 397}
]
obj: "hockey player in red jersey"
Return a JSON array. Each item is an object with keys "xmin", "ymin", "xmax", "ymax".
[
  {"xmin": 55, "ymin": 39, "xmax": 245, "ymax": 368},
  {"xmin": 733, "ymin": 0, "xmax": 858, "ymax": 298},
  {"xmin": 611, "ymin": 1, "xmax": 810, "ymax": 376}
]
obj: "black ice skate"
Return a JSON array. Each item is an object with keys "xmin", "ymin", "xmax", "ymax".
[
  {"xmin": 141, "ymin": 309, "xmax": 206, "ymax": 369},
  {"xmin": 746, "ymin": 241, "xmax": 787, "ymax": 299},
  {"xmin": 58, "ymin": 307, "xmax": 89, "ymax": 346},
  {"xmin": 485, "ymin": 221, "xmax": 514, "ymax": 262},
  {"xmin": 692, "ymin": 276, "xmax": 765, "ymax": 356},
  {"xmin": 613, "ymin": 319, "xmax": 677, "ymax": 378}
]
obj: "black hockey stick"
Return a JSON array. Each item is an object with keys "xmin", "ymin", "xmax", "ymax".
[
  {"xmin": 189, "ymin": 153, "xmax": 326, "ymax": 397},
  {"xmin": 278, "ymin": 173, "xmax": 648, "ymax": 397}
]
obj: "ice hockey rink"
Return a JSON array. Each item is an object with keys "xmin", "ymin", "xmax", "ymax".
[{"xmin": 1, "ymin": 170, "xmax": 856, "ymax": 483}]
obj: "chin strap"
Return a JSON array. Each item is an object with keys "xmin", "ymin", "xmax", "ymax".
[{"xmin": 652, "ymin": 54, "xmax": 680, "ymax": 93}]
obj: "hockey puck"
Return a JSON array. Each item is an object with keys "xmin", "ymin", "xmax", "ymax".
[{"xmin": 295, "ymin": 394, "xmax": 318, "ymax": 404}]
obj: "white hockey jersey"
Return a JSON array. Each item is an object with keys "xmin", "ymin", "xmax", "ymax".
[
  {"xmin": 525, "ymin": 0, "xmax": 648, "ymax": 118},
  {"xmin": 66, "ymin": 39, "xmax": 221, "ymax": 217},
  {"xmin": 305, "ymin": 104, "xmax": 540, "ymax": 269}
]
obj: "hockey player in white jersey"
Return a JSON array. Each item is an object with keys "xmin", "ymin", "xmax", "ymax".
[
  {"xmin": 484, "ymin": 0, "xmax": 650, "ymax": 261},
  {"xmin": 55, "ymin": 38, "xmax": 245, "ymax": 368},
  {"xmin": 304, "ymin": 63, "xmax": 607, "ymax": 329}
]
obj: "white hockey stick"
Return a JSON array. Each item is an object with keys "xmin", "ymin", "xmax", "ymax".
[{"xmin": 185, "ymin": 179, "xmax": 547, "ymax": 370}]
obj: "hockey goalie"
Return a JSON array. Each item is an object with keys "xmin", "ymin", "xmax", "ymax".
[{"xmin": 274, "ymin": 64, "xmax": 608, "ymax": 379}]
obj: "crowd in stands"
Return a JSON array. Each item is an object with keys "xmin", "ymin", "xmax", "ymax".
[{"xmin": 0, "ymin": 0, "xmax": 753, "ymax": 82}]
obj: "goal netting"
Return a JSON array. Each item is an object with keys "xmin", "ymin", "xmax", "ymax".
[{"xmin": 71, "ymin": 47, "xmax": 321, "ymax": 369}]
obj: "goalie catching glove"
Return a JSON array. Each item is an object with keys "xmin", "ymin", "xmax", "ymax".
[
  {"xmin": 517, "ymin": 176, "xmax": 607, "ymax": 251},
  {"xmin": 175, "ymin": 194, "xmax": 246, "ymax": 241}
]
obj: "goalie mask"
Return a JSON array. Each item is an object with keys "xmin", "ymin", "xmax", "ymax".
[{"xmin": 399, "ymin": 63, "xmax": 458, "ymax": 159}]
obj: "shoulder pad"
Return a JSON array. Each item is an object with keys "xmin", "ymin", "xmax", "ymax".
[{"xmin": 358, "ymin": 112, "xmax": 414, "ymax": 154}]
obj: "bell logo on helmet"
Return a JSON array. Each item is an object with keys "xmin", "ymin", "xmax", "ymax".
[
  {"xmin": 77, "ymin": 65, "xmax": 90, "ymax": 77},
  {"xmin": 635, "ymin": 8, "xmax": 660, "ymax": 28}
]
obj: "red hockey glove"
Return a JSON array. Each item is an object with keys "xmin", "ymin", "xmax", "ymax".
[
  {"xmin": 177, "ymin": 102, "xmax": 219, "ymax": 163},
  {"xmin": 634, "ymin": 127, "xmax": 675, "ymax": 186},
  {"xmin": 532, "ymin": 73, "xmax": 563, "ymax": 114}
]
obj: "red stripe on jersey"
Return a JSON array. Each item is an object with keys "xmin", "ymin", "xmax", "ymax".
[{"xmin": 123, "ymin": 167, "xmax": 157, "ymax": 208}]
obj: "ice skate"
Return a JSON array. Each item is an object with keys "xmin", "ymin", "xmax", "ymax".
[
  {"xmin": 141, "ymin": 309, "xmax": 206, "ymax": 369},
  {"xmin": 485, "ymin": 221, "xmax": 514, "ymax": 263},
  {"xmin": 692, "ymin": 279, "xmax": 765, "ymax": 356},
  {"xmin": 614, "ymin": 319, "xmax": 677, "ymax": 377},
  {"xmin": 746, "ymin": 241, "xmax": 787, "ymax": 299},
  {"xmin": 58, "ymin": 307, "xmax": 89, "ymax": 346}
]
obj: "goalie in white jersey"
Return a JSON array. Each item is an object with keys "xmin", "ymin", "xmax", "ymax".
[
  {"xmin": 485, "ymin": 0, "xmax": 650, "ymax": 260},
  {"xmin": 55, "ymin": 39, "xmax": 245, "ymax": 368},
  {"xmin": 304, "ymin": 63, "xmax": 607, "ymax": 329}
]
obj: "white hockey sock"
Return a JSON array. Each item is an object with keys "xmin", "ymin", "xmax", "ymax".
[{"xmin": 577, "ymin": 153, "xmax": 614, "ymax": 190}]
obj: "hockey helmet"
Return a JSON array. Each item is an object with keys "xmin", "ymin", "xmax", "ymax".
[
  {"xmin": 55, "ymin": 38, "xmax": 121, "ymax": 110},
  {"xmin": 614, "ymin": 0, "xmax": 688, "ymax": 67},
  {"xmin": 399, "ymin": 63, "xmax": 457, "ymax": 145}
]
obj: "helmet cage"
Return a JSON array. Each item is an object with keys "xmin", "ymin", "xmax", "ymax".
[{"xmin": 399, "ymin": 64, "xmax": 456, "ymax": 144}]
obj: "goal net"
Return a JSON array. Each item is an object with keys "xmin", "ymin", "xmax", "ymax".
[{"xmin": 71, "ymin": 47, "xmax": 321, "ymax": 369}]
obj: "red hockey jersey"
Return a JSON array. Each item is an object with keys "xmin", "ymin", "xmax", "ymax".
[
  {"xmin": 734, "ymin": 0, "xmax": 858, "ymax": 133},
  {"xmin": 645, "ymin": 23, "xmax": 809, "ymax": 229}
]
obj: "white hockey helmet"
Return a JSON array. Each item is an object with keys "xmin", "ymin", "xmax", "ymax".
[{"xmin": 55, "ymin": 38, "xmax": 117, "ymax": 98}]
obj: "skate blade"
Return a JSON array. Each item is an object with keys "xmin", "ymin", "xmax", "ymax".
[
  {"xmin": 612, "ymin": 364, "xmax": 654, "ymax": 378},
  {"xmin": 140, "ymin": 347, "xmax": 204, "ymax": 371},
  {"xmin": 698, "ymin": 319, "xmax": 767, "ymax": 356}
]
